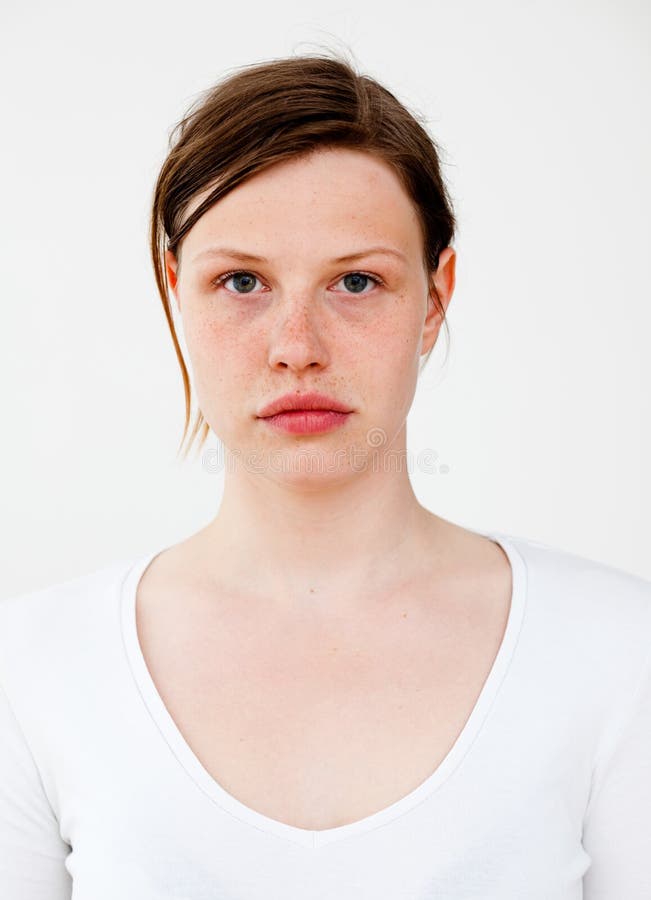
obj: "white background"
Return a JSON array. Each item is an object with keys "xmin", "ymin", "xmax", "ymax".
[{"xmin": 1, "ymin": 0, "xmax": 649, "ymax": 594}]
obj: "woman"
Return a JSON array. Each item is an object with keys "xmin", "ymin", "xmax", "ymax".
[{"xmin": 1, "ymin": 52, "xmax": 650, "ymax": 899}]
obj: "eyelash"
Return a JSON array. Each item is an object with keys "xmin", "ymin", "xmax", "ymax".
[{"xmin": 210, "ymin": 269, "xmax": 385, "ymax": 295}]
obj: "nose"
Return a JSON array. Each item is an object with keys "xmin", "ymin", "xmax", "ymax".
[{"xmin": 267, "ymin": 296, "xmax": 330, "ymax": 372}]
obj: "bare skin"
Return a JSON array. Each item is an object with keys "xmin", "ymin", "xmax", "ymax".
[
  {"xmin": 135, "ymin": 147, "xmax": 513, "ymax": 831},
  {"xmin": 136, "ymin": 520, "xmax": 511, "ymax": 831}
]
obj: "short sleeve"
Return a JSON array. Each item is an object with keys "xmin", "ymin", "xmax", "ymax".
[
  {"xmin": 582, "ymin": 649, "xmax": 651, "ymax": 898},
  {"xmin": 0, "ymin": 680, "xmax": 72, "ymax": 899}
]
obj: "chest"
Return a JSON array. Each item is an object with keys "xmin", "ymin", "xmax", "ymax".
[{"xmin": 134, "ymin": 580, "xmax": 511, "ymax": 832}]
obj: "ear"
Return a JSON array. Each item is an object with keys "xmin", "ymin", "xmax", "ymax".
[
  {"xmin": 421, "ymin": 246, "xmax": 456, "ymax": 356},
  {"xmin": 164, "ymin": 249, "xmax": 181, "ymax": 313}
]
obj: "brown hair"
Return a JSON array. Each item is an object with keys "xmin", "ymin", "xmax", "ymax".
[{"xmin": 150, "ymin": 48, "xmax": 456, "ymax": 460}]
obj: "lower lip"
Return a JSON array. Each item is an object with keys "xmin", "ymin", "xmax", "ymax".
[{"xmin": 259, "ymin": 410, "xmax": 352, "ymax": 434}]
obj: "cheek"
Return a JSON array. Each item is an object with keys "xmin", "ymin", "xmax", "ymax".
[
  {"xmin": 182, "ymin": 314, "xmax": 262, "ymax": 426},
  {"xmin": 359, "ymin": 302, "xmax": 423, "ymax": 415},
  {"xmin": 360, "ymin": 297, "xmax": 423, "ymax": 369},
  {"xmin": 185, "ymin": 312, "xmax": 258, "ymax": 371}
]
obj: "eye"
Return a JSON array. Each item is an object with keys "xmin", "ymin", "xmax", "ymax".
[
  {"xmin": 211, "ymin": 270, "xmax": 264, "ymax": 294},
  {"xmin": 334, "ymin": 272, "xmax": 383, "ymax": 294}
]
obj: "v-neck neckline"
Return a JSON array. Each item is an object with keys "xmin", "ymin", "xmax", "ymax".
[{"xmin": 119, "ymin": 529, "xmax": 527, "ymax": 849}]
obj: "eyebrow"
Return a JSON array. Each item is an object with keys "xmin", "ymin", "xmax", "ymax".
[{"xmin": 190, "ymin": 245, "xmax": 407, "ymax": 264}]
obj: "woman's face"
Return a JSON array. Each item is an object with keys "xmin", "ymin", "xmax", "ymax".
[{"xmin": 165, "ymin": 147, "xmax": 455, "ymax": 484}]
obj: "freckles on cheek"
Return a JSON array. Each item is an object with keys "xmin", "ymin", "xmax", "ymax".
[
  {"xmin": 364, "ymin": 310, "xmax": 420, "ymax": 364},
  {"xmin": 188, "ymin": 313, "xmax": 235, "ymax": 354},
  {"xmin": 188, "ymin": 315, "xmax": 262, "ymax": 378},
  {"xmin": 388, "ymin": 296, "xmax": 424, "ymax": 353}
]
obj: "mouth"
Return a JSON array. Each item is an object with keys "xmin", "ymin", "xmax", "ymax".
[
  {"xmin": 256, "ymin": 391, "xmax": 353, "ymax": 419},
  {"xmin": 258, "ymin": 408, "xmax": 352, "ymax": 435}
]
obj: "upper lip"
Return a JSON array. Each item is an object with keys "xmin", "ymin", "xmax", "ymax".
[{"xmin": 257, "ymin": 391, "xmax": 353, "ymax": 418}]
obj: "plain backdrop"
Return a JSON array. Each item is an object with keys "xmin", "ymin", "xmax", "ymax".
[{"xmin": 1, "ymin": 0, "xmax": 649, "ymax": 596}]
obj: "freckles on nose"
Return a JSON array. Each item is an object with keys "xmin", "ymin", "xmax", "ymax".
[
  {"xmin": 264, "ymin": 310, "xmax": 333, "ymax": 368},
  {"xmin": 272, "ymin": 303, "xmax": 326, "ymax": 341}
]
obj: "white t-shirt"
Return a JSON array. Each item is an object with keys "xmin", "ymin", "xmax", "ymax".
[{"xmin": 1, "ymin": 530, "xmax": 650, "ymax": 899}]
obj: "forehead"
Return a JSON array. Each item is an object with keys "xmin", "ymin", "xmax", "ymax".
[{"xmin": 179, "ymin": 148, "xmax": 423, "ymax": 263}]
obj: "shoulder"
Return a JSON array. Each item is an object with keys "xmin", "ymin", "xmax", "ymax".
[
  {"xmin": 0, "ymin": 553, "xmax": 144, "ymax": 692},
  {"xmin": 0, "ymin": 553, "xmax": 137, "ymax": 629},
  {"xmin": 500, "ymin": 530, "xmax": 651, "ymax": 674},
  {"xmin": 506, "ymin": 531, "xmax": 651, "ymax": 616}
]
